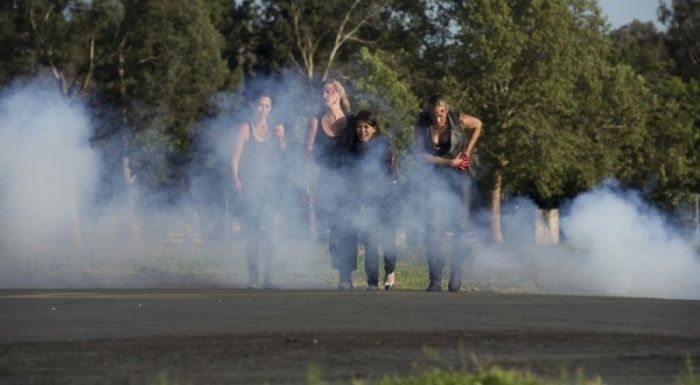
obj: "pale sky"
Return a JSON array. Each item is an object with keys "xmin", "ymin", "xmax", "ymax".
[{"xmin": 597, "ymin": 0, "xmax": 667, "ymax": 30}]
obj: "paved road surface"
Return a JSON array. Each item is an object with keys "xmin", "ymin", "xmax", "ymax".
[{"xmin": 1, "ymin": 289, "xmax": 699, "ymax": 384}]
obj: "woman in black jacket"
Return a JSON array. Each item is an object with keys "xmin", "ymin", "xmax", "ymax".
[{"xmin": 349, "ymin": 110, "xmax": 398, "ymax": 290}]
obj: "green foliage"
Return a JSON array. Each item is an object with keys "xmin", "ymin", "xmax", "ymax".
[
  {"xmin": 0, "ymin": 0, "xmax": 696, "ymax": 213},
  {"xmin": 111, "ymin": 0, "xmax": 229, "ymax": 189},
  {"xmin": 259, "ymin": 0, "xmax": 388, "ymax": 82},
  {"xmin": 660, "ymin": 0, "xmax": 700, "ymax": 81},
  {"xmin": 677, "ymin": 356, "xmax": 700, "ymax": 385},
  {"xmin": 611, "ymin": 14, "xmax": 700, "ymax": 210},
  {"xmin": 442, "ymin": 0, "xmax": 653, "ymax": 208},
  {"xmin": 351, "ymin": 47, "xmax": 420, "ymax": 161},
  {"xmin": 378, "ymin": 368, "xmax": 543, "ymax": 385},
  {"xmin": 307, "ymin": 362, "xmax": 324, "ymax": 385},
  {"xmin": 120, "ymin": 0, "xmax": 227, "ymax": 130},
  {"xmin": 314, "ymin": 367, "xmax": 604, "ymax": 385}
]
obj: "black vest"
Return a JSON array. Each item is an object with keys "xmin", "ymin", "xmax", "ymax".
[{"xmin": 416, "ymin": 111, "xmax": 467, "ymax": 159}]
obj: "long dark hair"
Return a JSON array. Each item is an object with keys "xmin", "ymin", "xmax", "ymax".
[{"xmin": 349, "ymin": 110, "xmax": 382, "ymax": 152}]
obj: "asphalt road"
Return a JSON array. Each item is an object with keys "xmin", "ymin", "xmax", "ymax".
[{"xmin": 1, "ymin": 289, "xmax": 699, "ymax": 384}]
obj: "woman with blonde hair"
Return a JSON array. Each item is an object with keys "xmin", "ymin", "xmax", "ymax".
[{"xmin": 306, "ymin": 79, "xmax": 357, "ymax": 289}]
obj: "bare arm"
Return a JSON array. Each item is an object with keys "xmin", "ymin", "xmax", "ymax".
[
  {"xmin": 460, "ymin": 113, "xmax": 482, "ymax": 156},
  {"xmin": 231, "ymin": 122, "xmax": 250, "ymax": 192},
  {"xmin": 306, "ymin": 116, "xmax": 318, "ymax": 154},
  {"xmin": 302, "ymin": 117, "xmax": 319, "ymax": 198},
  {"xmin": 413, "ymin": 121, "xmax": 464, "ymax": 168},
  {"xmin": 274, "ymin": 123, "xmax": 286, "ymax": 150}
]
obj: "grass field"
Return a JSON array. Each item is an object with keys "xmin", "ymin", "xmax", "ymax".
[{"xmin": 0, "ymin": 233, "xmax": 562, "ymax": 292}]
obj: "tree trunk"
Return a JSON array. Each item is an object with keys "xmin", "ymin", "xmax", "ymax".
[
  {"xmin": 118, "ymin": 42, "xmax": 140, "ymax": 241},
  {"xmin": 694, "ymin": 194, "xmax": 699, "ymax": 242},
  {"xmin": 122, "ymin": 157, "xmax": 140, "ymax": 241},
  {"xmin": 535, "ymin": 208, "xmax": 559, "ymax": 244},
  {"xmin": 490, "ymin": 169, "xmax": 504, "ymax": 243},
  {"xmin": 69, "ymin": 180, "xmax": 83, "ymax": 248}
]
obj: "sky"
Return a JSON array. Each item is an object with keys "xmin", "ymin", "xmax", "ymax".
[{"xmin": 597, "ymin": 0, "xmax": 667, "ymax": 30}]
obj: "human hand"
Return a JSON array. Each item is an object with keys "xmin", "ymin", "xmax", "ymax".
[
  {"xmin": 274, "ymin": 125, "xmax": 285, "ymax": 139},
  {"xmin": 456, "ymin": 152, "xmax": 471, "ymax": 171},
  {"xmin": 234, "ymin": 177, "xmax": 242, "ymax": 193}
]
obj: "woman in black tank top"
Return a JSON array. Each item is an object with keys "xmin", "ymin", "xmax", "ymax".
[
  {"xmin": 306, "ymin": 79, "xmax": 357, "ymax": 290},
  {"xmin": 231, "ymin": 90, "xmax": 286, "ymax": 289},
  {"xmin": 413, "ymin": 94, "xmax": 482, "ymax": 292}
]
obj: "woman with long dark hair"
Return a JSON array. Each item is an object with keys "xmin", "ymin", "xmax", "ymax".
[
  {"xmin": 231, "ymin": 90, "xmax": 286, "ymax": 288},
  {"xmin": 349, "ymin": 110, "xmax": 398, "ymax": 290}
]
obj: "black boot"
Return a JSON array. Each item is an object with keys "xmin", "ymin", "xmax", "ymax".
[
  {"xmin": 426, "ymin": 255, "xmax": 443, "ymax": 292},
  {"xmin": 448, "ymin": 271, "xmax": 461, "ymax": 292},
  {"xmin": 426, "ymin": 281, "xmax": 442, "ymax": 292},
  {"xmin": 448, "ymin": 242, "xmax": 471, "ymax": 292},
  {"xmin": 338, "ymin": 270, "xmax": 353, "ymax": 290},
  {"xmin": 246, "ymin": 255, "xmax": 259, "ymax": 289}
]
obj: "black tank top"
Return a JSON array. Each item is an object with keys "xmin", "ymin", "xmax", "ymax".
[
  {"xmin": 312, "ymin": 114, "xmax": 351, "ymax": 170},
  {"xmin": 239, "ymin": 125, "xmax": 281, "ymax": 196},
  {"xmin": 416, "ymin": 111, "xmax": 467, "ymax": 159}
]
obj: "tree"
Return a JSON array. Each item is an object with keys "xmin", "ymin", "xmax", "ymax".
[
  {"xmin": 0, "ymin": 0, "xmax": 124, "ymax": 95},
  {"xmin": 660, "ymin": 0, "xmax": 700, "ymax": 81},
  {"xmin": 100, "ymin": 0, "xmax": 229, "ymax": 192},
  {"xmin": 611, "ymin": 20, "xmax": 670, "ymax": 80},
  {"xmin": 0, "ymin": 1, "xmax": 36, "ymax": 85},
  {"xmin": 444, "ymin": 0, "xmax": 650, "ymax": 242},
  {"xmin": 350, "ymin": 47, "xmax": 419, "ymax": 162},
  {"xmin": 611, "ymin": 12, "xmax": 700, "ymax": 212},
  {"xmin": 259, "ymin": 0, "xmax": 389, "ymax": 83}
]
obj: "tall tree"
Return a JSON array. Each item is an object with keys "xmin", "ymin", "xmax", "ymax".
[
  {"xmin": 259, "ymin": 0, "xmax": 389, "ymax": 83},
  {"xmin": 0, "ymin": 0, "xmax": 123, "ymax": 95},
  {"xmin": 93, "ymin": 0, "xmax": 229, "ymax": 192},
  {"xmin": 351, "ymin": 47, "xmax": 420, "ymax": 161},
  {"xmin": 444, "ymin": 0, "xmax": 650, "ymax": 242},
  {"xmin": 612, "ymin": 17, "xmax": 700, "ymax": 211},
  {"xmin": 660, "ymin": 0, "xmax": 700, "ymax": 81}
]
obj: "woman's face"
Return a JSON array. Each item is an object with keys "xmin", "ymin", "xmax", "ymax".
[
  {"xmin": 429, "ymin": 102, "xmax": 448, "ymax": 128},
  {"xmin": 322, "ymin": 83, "xmax": 340, "ymax": 108},
  {"xmin": 356, "ymin": 120, "xmax": 376, "ymax": 143},
  {"xmin": 254, "ymin": 96, "xmax": 272, "ymax": 120}
]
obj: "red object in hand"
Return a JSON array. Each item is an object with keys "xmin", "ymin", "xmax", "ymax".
[{"xmin": 457, "ymin": 152, "xmax": 471, "ymax": 171}]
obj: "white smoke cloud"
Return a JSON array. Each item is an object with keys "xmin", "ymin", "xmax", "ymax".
[
  {"xmin": 470, "ymin": 185, "xmax": 700, "ymax": 299},
  {"xmin": 1, "ymin": 76, "xmax": 697, "ymax": 299},
  {"xmin": 0, "ymin": 79, "xmax": 98, "ymax": 257},
  {"xmin": 560, "ymin": 186, "xmax": 700, "ymax": 299}
]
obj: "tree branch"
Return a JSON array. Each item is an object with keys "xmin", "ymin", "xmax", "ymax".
[{"xmin": 322, "ymin": 0, "xmax": 387, "ymax": 81}]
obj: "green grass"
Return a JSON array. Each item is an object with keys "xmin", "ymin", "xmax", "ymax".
[
  {"xmin": 304, "ymin": 366, "xmax": 604, "ymax": 385},
  {"xmin": 302, "ymin": 354, "xmax": 700, "ymax": 385},
  {"xmin": 0, "ymin": 237, "xmax": 576, "ymax": 292},
  {"xmin": 372, "ymin": 367, "xmax": 603, "ymax": 385},
  {"xmin": 306, "ymin": 360, "xmax": 700, "ymax": 385},
  {"xmin": 677, "ymin": 356, "xmax": 700, "ymax": 385}
]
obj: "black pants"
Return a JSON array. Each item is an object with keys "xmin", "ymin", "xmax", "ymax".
[
  {"xmin": 329, "ymin": 221, "xmax": 358, "ymax": 281},
  {"xmin": 241, "ymin": 206, "xmax": 277, "ymax": 286},
  {"xmin": 424, "ymin": 169, "xmax": 473, "ymax": 289},
  {"xmin": 362, "ymin": 225, "xmax": 397, "ymax": 286}
]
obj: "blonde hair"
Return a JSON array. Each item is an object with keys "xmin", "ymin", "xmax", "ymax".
[{"xmin": 324, "ymin": 79, "xmax": 351, "ymax": 112}]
